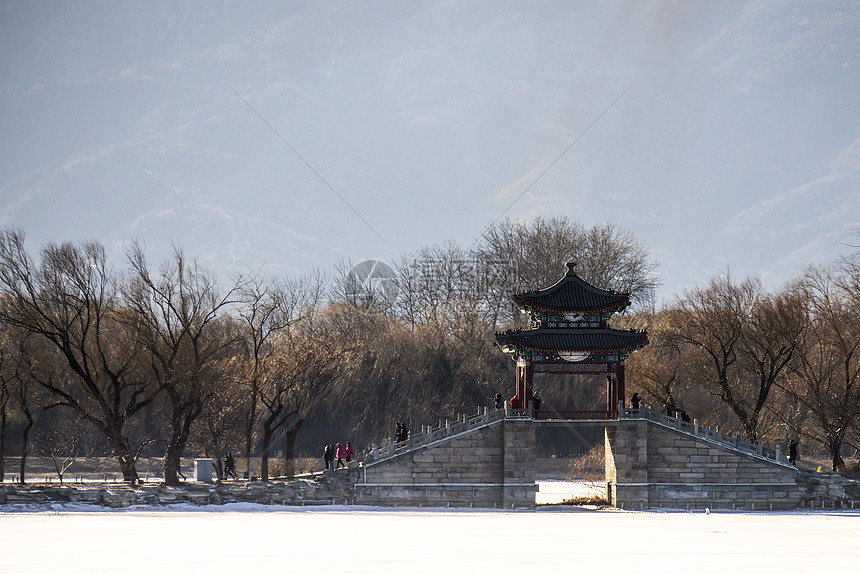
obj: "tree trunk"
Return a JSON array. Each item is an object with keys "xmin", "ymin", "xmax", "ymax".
[
  {"xmin": 0, "ymin": 401, "xmax": 6, "ymax": 483},
  {"xmin": 19, "ymin": 411, "xmax": 32, "ymax": 484},
  {"xmin": 106, "ymin": 433, "xmax": 139, "ymax": 483},
  {"xmin": 826, "ymin": 434, "xmax": 845, "ymax": 472},
  {"xmin": 163, "ymin": 440, "xmax": 185, "ymax": 486},
  {"xmin": 243, "ymin": 385, "xmax": 258, "ymax": 479},
  {"xmin": 283, "ymin": 419, "xmax": 304, "ymax": 478},
  {"xmin": 162, "ymin": 405, "xmax": 199, "ymax": 486},
  {"xmin": 260, "ymin": 424, "xmax": 272, "ymax": 482}
]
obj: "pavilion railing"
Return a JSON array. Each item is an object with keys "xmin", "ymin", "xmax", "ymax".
[{"xmin": 531, "ymin": 409, "xmax": 617, "ymax": 420}]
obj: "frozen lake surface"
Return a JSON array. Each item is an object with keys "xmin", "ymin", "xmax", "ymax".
[{"xmin": 1, "ymin": 501, "xmax": 857, "ymax": 573}]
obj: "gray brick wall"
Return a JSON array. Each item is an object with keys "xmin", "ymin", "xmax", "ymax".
[
  {"xmin": 356, "ymin": 419, "xmax": 536, "ymax": 508},
  {"xmin": 606, "ymin": 421, "xmax": 803, "ymax": 510}
]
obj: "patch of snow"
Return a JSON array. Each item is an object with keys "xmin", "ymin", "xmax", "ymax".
[{"xmin": 0, "ymin": 503, "xmax": 856, "ymax": 573}]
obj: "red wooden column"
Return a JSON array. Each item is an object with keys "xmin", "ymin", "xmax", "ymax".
[
  {"xmin": 606, "ymin": 372, "xmax": 617, "ymax": 414},
  {"xmin": 516, "ymin": 358, "xmax": 534, "ymax": 408}
]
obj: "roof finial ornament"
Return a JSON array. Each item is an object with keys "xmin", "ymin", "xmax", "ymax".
[{"xmin": 565, "ymin": 261, "xmax": 577, "ymax": 274}]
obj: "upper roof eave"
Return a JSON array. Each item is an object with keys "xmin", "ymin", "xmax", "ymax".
[{"xmin": 512, "ymin": 262, "xmax": 631, "ymax": 313}]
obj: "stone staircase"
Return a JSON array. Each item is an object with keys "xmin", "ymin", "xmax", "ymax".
[
  {"xmin": 620, "ymin": 406, "xmax": 794, "ymax": 469},
  {"xmin": 364, "ymin": 406, "xmax": 506, "ymax": 467}
]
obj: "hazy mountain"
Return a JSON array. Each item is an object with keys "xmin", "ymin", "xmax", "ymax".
[{"xmin": 1, "ymin": 0, "xmax": 858, "ymax": 299}]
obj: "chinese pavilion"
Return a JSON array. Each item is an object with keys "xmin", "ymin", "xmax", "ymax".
[{"xmin": 495, "ymin": 262, "xmax": 648, "ymax": 417}]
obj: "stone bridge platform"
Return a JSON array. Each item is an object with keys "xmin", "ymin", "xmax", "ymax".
[
  {"xmin": 356, "ymin": 406, "xmax": 857, "ymax": 509},
  {"xmin": 4, "ymin": 407, "xmax": 857, "ymax": 510}
]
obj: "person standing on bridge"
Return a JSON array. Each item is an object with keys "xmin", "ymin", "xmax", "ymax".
[
  {"xmin": 345, "ymin": 442, "xmax": 354, "ymax": 466},
  {"xmin": 630, "ymin": 393, "xmax": 640, "ymax": 409},
  {"xmin": 789, "ymin": 439, "xmax": 799, "ymax": 466},
  {"xmin": 336, "ymin": 443, "xmax": 346, "ymax": 469},
  {"xmin": 494, "ymin": 393, "xmax": 503, "ymax": 410},
  {"xmin": 323, "ymin": 444, "xmax": 333, "ymax": 470}
]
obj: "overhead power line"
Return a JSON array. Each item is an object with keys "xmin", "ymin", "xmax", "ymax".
[
  {"xmin": 473, "ymin": 81, "xmax": 637, "ymax": 247},
  {"xmin": 225, "ymin": 81, "xmax": 390, "ymax": 249}
]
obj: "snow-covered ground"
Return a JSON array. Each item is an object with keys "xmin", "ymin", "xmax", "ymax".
[
  {"xmin": 536, "ymin": 479, "xmax": 605, "ymax": 504},
  {"xmin": 1, "ymin": 500, "xmax": 856, "ymax": 573}
]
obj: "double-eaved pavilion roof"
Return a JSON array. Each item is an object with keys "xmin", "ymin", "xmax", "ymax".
[
  {"xmin": 513, "ymin": 262, "xmax": 630, "ymax": 314},
  {"xmin": 496, "ymin": 262, "xmax": 647, "ymax": 360},
  {"xmin": 495, "ymin": 327, "xmax": 648, "ymax": 355}
]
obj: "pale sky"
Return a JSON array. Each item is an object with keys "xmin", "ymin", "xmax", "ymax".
[{"xmin": 1, "ymin": 0, "xmax": 859, "ymax": 303}]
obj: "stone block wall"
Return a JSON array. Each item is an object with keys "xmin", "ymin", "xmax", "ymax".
[
  {"xmin": 356, "ymin": 419, "xmax": 536, "ymax": 508},
  {"xmin": 0, "ymin": 470, "xmax": 360, "ymax": 508},
  {"xmin": 606, "ymin": 420, "xmax": 803, "ymax": 510},
  {"xmin": 503, "ymin": 419, "xmax": 537, "ymax": 508}
]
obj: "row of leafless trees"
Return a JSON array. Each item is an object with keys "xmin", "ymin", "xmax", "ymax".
[
  {"xmin": 0, "ymin": 218, "xmax": 656, "ymax": 484},
  {"xmin": 0, "ymin": 228, "xmax": 355, "ymax": 484},
  {"xmin": 624, "ymin": 258, "xmax": 860, "ymax": 471},
  {"xmin": 2, "ymin": 216, "xmax": 856, "ymax": 482}
]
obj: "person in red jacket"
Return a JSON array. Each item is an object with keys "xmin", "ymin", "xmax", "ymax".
[
  {"xmin": 345, "ymin": 442, "xmax": 354, "ymax": 465},
  {"xmin": 335, "ymin": 443, "xmax": 346, "ymax": 469}
]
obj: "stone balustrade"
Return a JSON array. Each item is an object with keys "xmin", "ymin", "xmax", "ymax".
[
  {"xmin": 620, "ymin": 406, "xmax": 791, "ymax": 466},
  {"xmin": 365, "ymin": 406, "xmax": 505, "ymax": 464}
]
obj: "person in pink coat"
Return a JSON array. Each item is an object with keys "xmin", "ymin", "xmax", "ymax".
[
  {"xmin": 344, "ymin": 442, "xmax": 354, "ymax": 465},
  {"xmin": 335, "ymin": 443, "xmax": 346, "ymax": 469}
]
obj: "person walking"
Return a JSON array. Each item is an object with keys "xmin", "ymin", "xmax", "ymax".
[
  {"xmin": 344, "ymin": 442, "xmax": 354, "ymax": 466},
  {"xmin": 224, "ymin": 452, "xmax": 236, "ymax": 479},
  {"xmin": 323, "ymin": 444, "xmax": 333, "ymax": 470},
  {"xmin": 335, "ymin": 443, "xmax": 346, "ymax": 469},
  {"xmin": 789, "ymin": 439, "xmax": 799, "ymax": 466}
]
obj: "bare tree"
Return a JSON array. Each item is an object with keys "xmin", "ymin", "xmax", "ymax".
[
  {"xmin": 0, "ymin": 325, "xmax": 11, "ymax": 483},
  {"xmin": 235, "ymin": 274, "xmax": 317, "ymax": 478},
  {"xmin": 0, "ymin": 327, "xmax": 61, "ymax": 484},
  {"xmin": 255, "ymin": 330, "xmax": 350, "ymax": 480},
  {"xmin": 189, "ymin": 351, "xmax": 247, "ymax": 464},
  {"xmin": 625, "ymin": 311, "xmax": 686, "ymax": 414},
  {"xmin": 34, "ymin": 411, "xmax": 87, "ymax": 484},
  {"xmin": 669, "ymin": 273, "xmax": 768, "ymax": 440},
  {"xmin": 123, "ymin": 244, "xmax": 241, "ymax": 486},
  {"xmin": 249, "ymin": 276, "xmax": 357, "ymax": 481},
  {"xmin": 477, "ymin": 218, "xmax": 660, "ymax": 328},
  {"xmin": 577, "ymin": 223, "xmax": 661, "ymax": 311},
  {"xmin": 0, "ymin": 230, "xmax": 155, "ymax": 481},
  {"xmin": 780, "ymin": 262, "xmax": 860, "ymax": 470},
  {"xmin": 735, "ymin": 285, "xmax": 808, "ymax": 441}
]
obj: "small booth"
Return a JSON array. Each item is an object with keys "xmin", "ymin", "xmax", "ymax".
[{"xmin": 194, "ymin": 458, "xmax": 214, "ymax": 483}]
